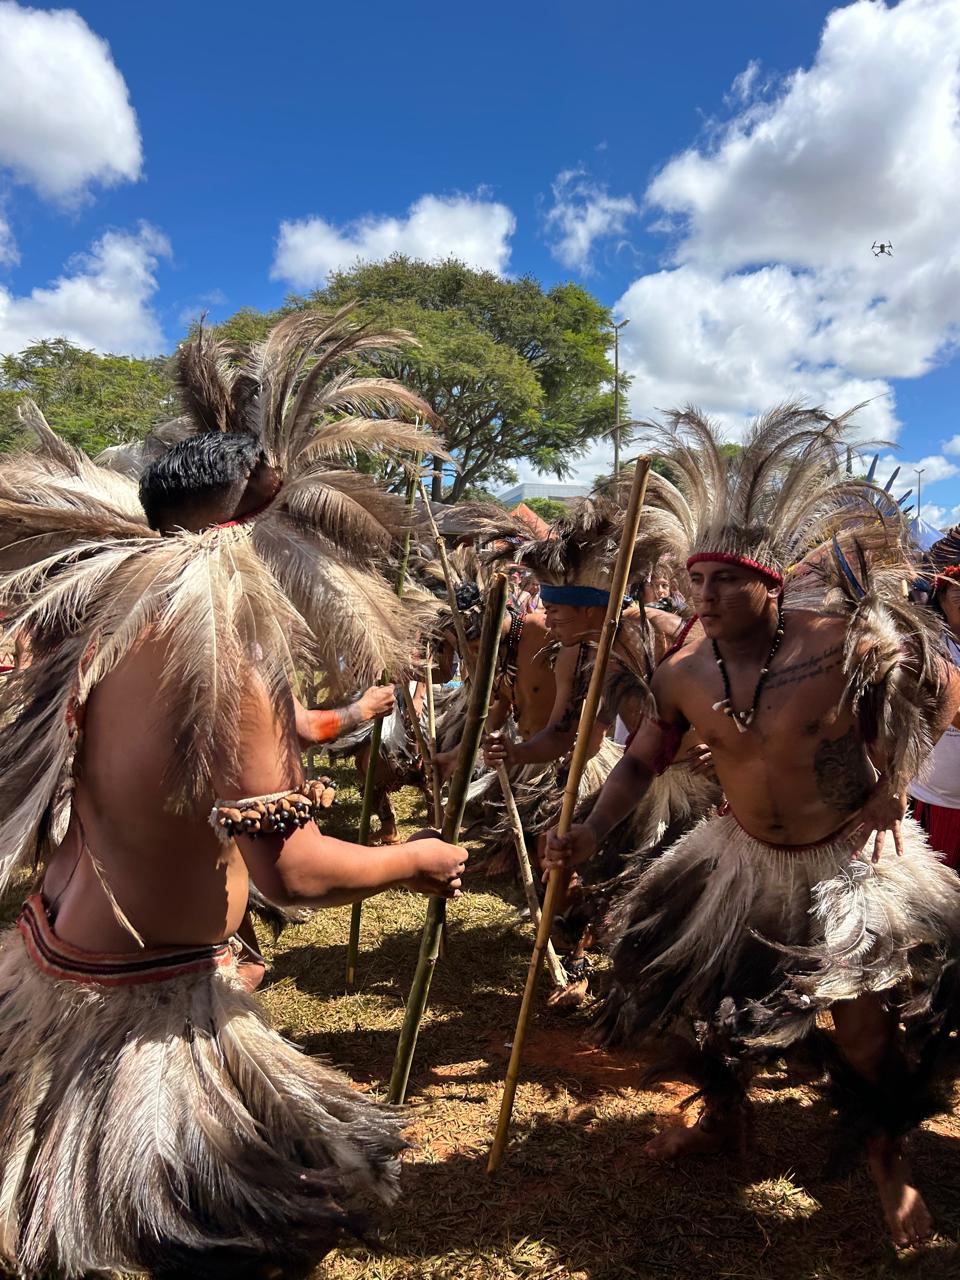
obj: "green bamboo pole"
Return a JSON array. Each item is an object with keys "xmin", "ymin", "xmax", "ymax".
[
  {"xmin": 487, "ymin": 457, "xmax": 652, "ymax": 1172},
  {"xmin": 345, "ymin": 464, "xmax": 419, "ymax": 987},
  {"xmin": 387, "ymin": 573, "xmax": 509, "ymax": 1104}
]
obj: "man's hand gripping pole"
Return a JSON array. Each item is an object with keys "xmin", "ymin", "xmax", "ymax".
[{"xmin": 487, "ymin": 456, "xmax": 652, "ymax": 1173}]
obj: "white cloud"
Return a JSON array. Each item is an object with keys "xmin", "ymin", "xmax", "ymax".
[
  {"xmin": 867, "ymin": 451, "xmax": 958, "ymax": 488},
  {"xmin": 526, "ymin": 0, "xmax": 960, "ymax": 491},
  {"xmin": 0, "ymin": 223, "xmax": 170, "ymax": 356},
  {"xmin": 568, "ymin": 0, "xmax": 960, "ymax": 491},
  {"xmin": 650, "ymin": 0, "xmax": 960, "ymax": 278},
  {"xmin": 0, "ymin": 211, "xmax": 16, "ymax": 267},
  {"xmin": 615, "ymin": 263, "xmax": 899, "ymax": 443},
  {"xmin": 0, "ymin": 2, "xmax": 142, "ymax": 203},
  {"xmin": 725, "ymin": 59, "xmax": 762, "ymax": 107},
  {"xmin": 271, "ymin": 193, "xmax": 516, "ymax": 287},
  {"xmin": 543, "ymin": 169, "xmax": 639, "ymax": 272}
]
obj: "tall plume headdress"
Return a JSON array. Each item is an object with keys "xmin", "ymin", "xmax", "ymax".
[
  {"xmin": 503, "ymin": 494, "xmax": 660, "ymax": 707},
  {"xmin": 627, "ymin": 403, "xmax": 947, "ymax": 792},
  {"xmin": 506, "ymin": 494, "xmax": 643, "ymax": 610},
  {"xmin": 0, "ymin": 305, "xmax": 444, "ymax": 887}
]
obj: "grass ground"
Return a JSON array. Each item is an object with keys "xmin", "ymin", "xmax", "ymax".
[{"xmin": 251, "ymin": 763, "xmax": 960, "ymax": 1280}]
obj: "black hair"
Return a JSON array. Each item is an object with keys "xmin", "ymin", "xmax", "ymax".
[{"xmin": 139, "ymin": 432, "xmax": 264, "ymax": 530}]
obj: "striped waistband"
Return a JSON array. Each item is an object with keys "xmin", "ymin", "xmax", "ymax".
[{"xmin": 17, "ymin": 894, "xmax": 234, "ymax": 987}]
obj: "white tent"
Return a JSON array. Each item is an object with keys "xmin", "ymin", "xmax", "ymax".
[{"xmin": 910, "ymin": 516, "xmax": 943, "ymax": 551}]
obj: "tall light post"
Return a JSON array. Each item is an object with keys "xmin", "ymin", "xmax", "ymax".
[
  {"xmin": 915, "ymin": 467, "xmax": 925, "ymax": 522},
  {"xmin": 609, "ymin": 318, "xmax": 630, "ymax": 478}
]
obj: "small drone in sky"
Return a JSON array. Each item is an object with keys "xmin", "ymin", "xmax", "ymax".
[{"xmin": 872, "ymin": 241, "xmax": 893, "ymax": 257}]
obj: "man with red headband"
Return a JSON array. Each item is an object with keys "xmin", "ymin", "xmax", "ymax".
[{"xmin": 546, "ymin": 406, "xmax": 960, "ymax": 1248}]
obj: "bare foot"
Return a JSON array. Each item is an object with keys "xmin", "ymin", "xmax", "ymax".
[
  {"xmin": 236, "ymin": 957, "xmax": 266, "ymax": 992},
  {"xmin": 547, "ymin": 976, "xmax": 589, "ymax": 1010},
  {"xmin": 643, "ymin": 1114, "xmax": 742, "ymax": 1161},
  {"xmin": 867, "ymin": 1135, "xmax": 933, "ymax": 1247}
]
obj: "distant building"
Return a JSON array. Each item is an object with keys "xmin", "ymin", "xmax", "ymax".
[{"xmin": 496, "ymin": 481, "xmax": 590, "ymax": 504}]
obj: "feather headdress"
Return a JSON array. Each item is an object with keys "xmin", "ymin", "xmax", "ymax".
[
  {"xmin": 619, "ymin": 403, "xmax": 900, "ymax": 586},
  {"xmin": 413, "ymin": 503, "xmax": 530, "ymax": 642},
  {"xmin": 504, "ymin": 495, "xmax": 642, "ymax": 609},
  {"xmin": 924, "ymin": 525, "xmax": 960, "ymax": 584},
  {"xmin": 0, "ymin": 307, "xmax": 443, "ymax": 887},
  {"xmin": 623, "ymin": 402, "xmax": 946, "ymax": 792}
]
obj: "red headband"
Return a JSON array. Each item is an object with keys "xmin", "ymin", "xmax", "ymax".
[{"xmin": 686, "ymin": 552, "xmax": 784, "ymax": 588}]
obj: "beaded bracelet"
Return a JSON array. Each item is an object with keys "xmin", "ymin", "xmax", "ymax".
[{"xmin": 209, "ymin": 778, "xmax": 337, "ymax": 841}]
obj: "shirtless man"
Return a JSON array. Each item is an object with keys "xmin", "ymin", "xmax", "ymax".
[
  {"xmin": 485, "ymin": 596, "xmax": 682, "ymax": 773},
  {"xmin": 0, "ymin": 430, "xmax": 467, "ymax": 1277},
  {"xmin": 547, "ymin": 556, "xmax": 960, "ymax": 1246},
  {"xmin": 45, "ymin": 443, "xmax": 463, "ymax": 955},
  {"xmin": 435, "ymin": 605, "xmax": 558, "ymax": 778}
]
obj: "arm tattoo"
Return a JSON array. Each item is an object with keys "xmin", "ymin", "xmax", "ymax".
[
  {"xmin": 554, "ymin": 698, "xmax": 580, "ymax": 734},
  {"xmin": 813, "ymin": 727, "xmax": 874, "ymax": 812},
  {"xmin": 763, "ymin": 643, "xmax": 844, "ymax": 693}
]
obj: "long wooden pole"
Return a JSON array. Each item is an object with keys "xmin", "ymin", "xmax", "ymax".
[
  {"xmin": 424, "ymin": 641, "xmax": 443, "ymax": 828},
  {"xmin": 387, "ymin": 573, "xmax": 509, "ymax": 1104},
  {"xmin": 345, "ymin": 465, "xmax": 419, "ymax": 987},
  {"xmin": 495, "ymin": 762, "xmax": 568, "ymax": 991},
  {"xmin": 487, "ymin": 457, "xmax": 652, "ymax": 1172},
  {"xmin": 417, "ymin": 478, "xmax": 472, "ymax": 668}
]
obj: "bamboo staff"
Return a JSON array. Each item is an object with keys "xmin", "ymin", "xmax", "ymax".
[
  {"xmin": 495, "ymin": 762, "xmax": 567, "ymax": 991},
  {"xmin": 417, "ymin": 478, "xmax": 472, "ymax": 668},
  {"xmin": 387, "ymin": 573, "xmax": 509, "ymax": 1105},
  {"xmin": 424, "ymin": 641, "xmax": 443, "ymax": 827},
  {"xmin": 487, "ymin": 457, "xmax": 652, "ymax": 1172},
  {"xmin": 345, "ymin": 465, "xmax": 419, "ymax": 987}
]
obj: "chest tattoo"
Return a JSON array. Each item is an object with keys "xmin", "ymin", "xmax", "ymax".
[
  {"xmin": 813, "ymin": 727, "xmax": 873, "ymax": 812},
  {"xmin": 763, "ymin": 642, "xmax": 844, "ymax": 694}
]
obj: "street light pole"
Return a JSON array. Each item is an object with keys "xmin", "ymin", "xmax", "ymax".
[{"xmin": 610, "ymin": 318, "xmax": 630, "ymax": 478}]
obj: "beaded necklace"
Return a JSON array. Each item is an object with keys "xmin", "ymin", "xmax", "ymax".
[{"xmin": 710, "ymin": 607, "xmax": 785, "ymax": 733}]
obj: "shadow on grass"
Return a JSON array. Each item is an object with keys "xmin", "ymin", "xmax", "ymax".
[{"xmin": 340, "ymin": 1097, "xmax": 960, "ymax": 1280}]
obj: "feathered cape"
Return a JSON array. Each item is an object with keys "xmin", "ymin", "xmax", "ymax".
[{"xmin": 0, "ymin": 307, "xmax": 443, "ymax": 888}]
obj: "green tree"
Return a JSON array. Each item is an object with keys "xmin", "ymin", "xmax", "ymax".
[
  {"xmin": 524, "ymin": 496, "xmax": 569, "ymax": 522},
  {"xmin": 0, "ymin": 339, "xmax": 174, "ymax": 456},
  {"xmin": 294, "ymin": 257, "xmax": 621, "ymax": 501}
]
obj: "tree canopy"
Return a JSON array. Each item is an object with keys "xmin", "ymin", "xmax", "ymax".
[
  {"xmin": 524, "ymin": 496, "xmax": 570, "ymax": 522},
  {"xmin": 295, "ymin": 257, "xmax": 622, "ymax": 501},
  {"xmin": 0, "ymin": 339, "xmax": 173, "ymax": 456},
  {"xmin": 0, "ymin": 260, "xmax": 624, "ymax": 499}
]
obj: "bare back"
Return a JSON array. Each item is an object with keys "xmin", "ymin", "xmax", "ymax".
[{"xmin": 44, "ymin": 632, "xmax": 257, "ymax": 952}]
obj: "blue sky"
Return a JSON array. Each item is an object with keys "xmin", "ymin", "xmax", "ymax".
[{"xmin": 1, "ymin": 0, "xmax": 959, "ymax": 523}]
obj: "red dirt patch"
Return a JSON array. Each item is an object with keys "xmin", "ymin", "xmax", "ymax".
[{"xmin": 484, "ymin": 1023, "xmax": 689, "ymax": 1102}]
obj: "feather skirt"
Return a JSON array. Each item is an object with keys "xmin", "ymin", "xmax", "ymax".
[
  {"xmin": 0, "ymin": 903, "xmax": 405, "ymax": 1278},
  {"xmin": 595, "ymin": 813, "xmax": 960, "ymax": 1055}
]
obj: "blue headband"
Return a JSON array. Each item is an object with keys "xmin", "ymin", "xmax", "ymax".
[{"xmin": 539, "ymin": 583, "xmax": 611, "ymax": 607}]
